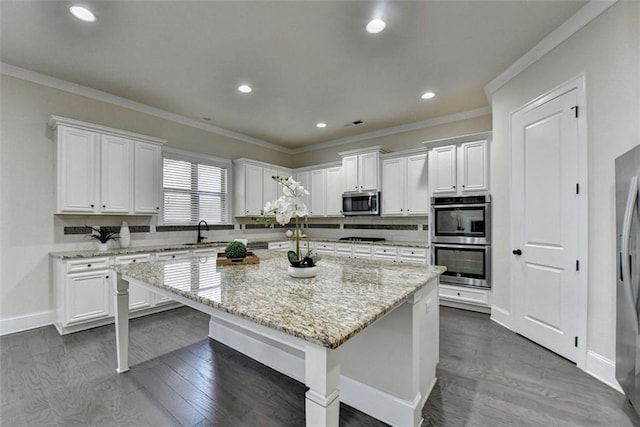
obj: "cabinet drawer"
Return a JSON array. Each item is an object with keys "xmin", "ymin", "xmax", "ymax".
[
  {"xmin": 399, "ymin": 247, "xmax": 427, "ymax": 258},
  {"xmin": 314, "ymin": 242, "xmax": 335, "ymax": 255},
  {"xmin": 115, "ymin": 254, "xmax": 151, "ymax": 265},
  {"xmin": 268, "ymin": 241, "xmax": 292, "ymax": 251},
  {"xmin": 439, "ymin": 285, "xmax": 490, "ymax": 306},
  {"xmin": 372, "ymin": 246, "xmax": 397, "ymax": 256},
  {"xmin": 352, "ymin": 244, "xmax": 371, "ymax": 258},
  {"xmin": 66, "ymin": 257, "xmax": 110, "ymax": 273},
  {"xmin": 155, "ymin": 251, "xmax": 190, "ymax": 261},
  {"xmin": 335, "ymin": 243, "xmax": 352, "ymax": 256}
]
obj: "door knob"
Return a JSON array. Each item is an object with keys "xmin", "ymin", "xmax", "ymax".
[{"xmin": 513, "ymin": 249, "xmax": 522, "ymax": 256}]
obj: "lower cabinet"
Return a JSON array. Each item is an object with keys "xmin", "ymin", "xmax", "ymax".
[
  {"xmin": 439, "ymin": 283, "xmax": 491, "ymax": 313},
  {"xmin": 53, "ymin": 253, "xmax": 182, "ymax": 335}
]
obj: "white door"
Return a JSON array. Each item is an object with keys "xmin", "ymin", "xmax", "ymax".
[
  {"xmin": 57, "ymin": 127, "xmax": 97, "ymax": 212},
  {"xmin": 342, "ymin": 155, "xmax": 359, "ymax": 192},
  {"xmin": 310, "ymin": 169, "xmax": 326, "ymax": 216},
  {"xmin": 325, "ymin": 166, "xmax": 342, "ymax": 216},
  {"xmin": 244, "ymin": 164, "xmax": 263, "ymax": 215},
  {"xmin": 406, "ymin": 154, "xmax": 429, "ymax": 215},
  {"xmin": 511, "ymin": 87, "xmax": 582, "ymax": 362},
  {"xmin": 358, "ymin": 152, "xmax": 379, "ymax": 191},
  {"xmin": 295, "ymin": 171, "xmax": 311, "ymax": 209},
  {"xmin": 430, "ymin": 145, "xmax": 457, "ymax": 194},
  {"xmin": 134, "ymin": 141, "xmax": 161, "ymax": 213},
  {"xmin": 381, "ymin": 157, "xmax": 405, "ymax": 215},
  {"xmin": 100, "ymin": 135, "xmax": 132, "ymax": 213},
  {"xmin": 263, "ymin": 167, "xmax": 278, "ymax": 206},
  {"xmin": 459, "ymin": 140, "xmax": 488, "ymax": 193}
]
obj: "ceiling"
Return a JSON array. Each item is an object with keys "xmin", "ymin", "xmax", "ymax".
[{"xmin": 1, "ymin": 1, "xmax": 587, "ymax": 150}]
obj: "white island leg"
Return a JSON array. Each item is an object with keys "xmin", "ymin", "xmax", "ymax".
[
  {"xmin": 114, "ymin": 274, "xmax": 130, "ymax": 373},
  {"xmin": 305, "ymin": 343, "xmax": 341, "ymax": 427}
]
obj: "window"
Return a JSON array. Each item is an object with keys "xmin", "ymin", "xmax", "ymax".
[{"xmin": 162, "ymin": 150, "xmax": 229, "ymax": 225}]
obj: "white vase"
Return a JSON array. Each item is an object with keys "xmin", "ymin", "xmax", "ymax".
[
  {"xmin": 98, "ymin": 243, "xmax": 108, "ymax": 251},
  {"xmin": 288, "ymin": 265, "xmax": 317, "ymax": 278},
  {"xmin": 120, "ymin": 221, "xmax": 131, "ymax": 248}
]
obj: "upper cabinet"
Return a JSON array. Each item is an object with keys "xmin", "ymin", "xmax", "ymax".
[
  {"xmin": 381, "ymin": 152, "xmax": 429, "ymax": 216},
  {"xmin": 294, "ymin": 164, "xmax": 342, "ymax": 217},
  {"xmin": 428, "ymin": 137, "xmax": 489, "ymax": 195},
  {"xmin": 233, "ymin": 159, "xmax": 292, "ymax": 217},
  {"xmin": 49, "ymin": 116, "xmax": 165, "ymax": 215},
  {"xmin": 339, "ymin": 147, "xmax": 383, "ymax": 192}
]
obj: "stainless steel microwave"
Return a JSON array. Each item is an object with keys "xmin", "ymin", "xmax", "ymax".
[{"xmin": 342, "ymin": 191, "xmax": 380, "ymax": 216}]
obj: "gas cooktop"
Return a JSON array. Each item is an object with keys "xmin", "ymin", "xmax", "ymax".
[{"xmin": 339, "ymin": 237, "xmax": 386, "ymax": 242}]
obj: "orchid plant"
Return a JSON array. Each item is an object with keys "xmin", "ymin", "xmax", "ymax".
[{"xmin": 262, "ymin": 176, "xmax": 310, "ymax": 260}]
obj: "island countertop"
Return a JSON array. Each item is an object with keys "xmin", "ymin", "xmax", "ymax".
[{"xmin": 113, "ymin": 250, "xmax": 445, "ymax": 349}]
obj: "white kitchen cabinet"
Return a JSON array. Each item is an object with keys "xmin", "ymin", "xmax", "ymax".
[
  {"xmin": 429, "ymin": 140, "xmax": 488, "ymax": 195},
  {"xmin": 295, "ymin": 171, "xmax": 312, "ymax": 209},
  {"xmin": 100, "ymin": 135, "xmax": 132, "ymax": 213},
  {"xmin": 371, "ymin": 245, "xmax": 397, "ymax": 262},
  {"xmin": 314, "ymin": 241, "xmax": 335, "ymax": 255},
  {"xmin": 459, "ymin": 140, "xmax": 488, "ymax": 192},
  {"xmin": 351, "ymin": 244, "xmax": 372, "ymax": 259},
  {"xmin": 49, "ymin": 116, "xmax": 166, "ymax": 215},
  {"xmin": 340, "ymin": 148, "xmax": 382, "ymax": 192},
  {"xmin": 115, "ymin": 254, "xmax": 153, "ymax": 312},
  {"xmin": 325, "ymin": 166, "xmax": 343, "ymax": 216},
  {"xmin": 56, "ymin": 126, "xmax": 97, "ymax": 213},
  {"xmin": 382, "ymin": 153, "xmax": 428, "ymax": 216},
  {"xmin": 65, "ymin": 269, "xmax": 112, "ymax": 325},
  {"xmin": 234, "ymin": 159, "xmax": 292, "ymax": 217},
  {"xmin": 439, "ymin": 284, "xmax": 491, "ymax": 312},
  {"xmin": 134, "ymin": 141, "xmax": 161, "ymax": 214},
  {"xmin": 310, "ymin": 169, "xmax": 326, "ymax": 216},
  {"xmin": 268, "ymin": 241, "xmax": 293, "ymax": 251},
  {"xmin": 398, "ymin": 247, "xmax": 428, "ymax": 265}
]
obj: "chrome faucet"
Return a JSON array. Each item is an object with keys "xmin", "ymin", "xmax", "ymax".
[{"xmin": 197, "ymin": 220, "xmax": 209, "ymax": 243}]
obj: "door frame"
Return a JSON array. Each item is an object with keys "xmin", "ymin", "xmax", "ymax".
[{"xmin": 509, "ymin": 73, "xmax": 588, "ymax": 369}]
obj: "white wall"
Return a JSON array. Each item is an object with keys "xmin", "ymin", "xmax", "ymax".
[{"xmin": 490, "ymin": 1, "xmax": 640, "ymax": 360}]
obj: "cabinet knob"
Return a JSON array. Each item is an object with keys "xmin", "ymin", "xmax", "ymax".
[
  {"xmin": 156, "ymin": 207, "xmax": 160, "ymax": 210},
  {"xmin": 407, "ymin": 209, "xmax": 410, "ymax": 212},
  {"xmin": 462, "ymin": 185, "xmax": 465, "ymax": 188},
  {"xmin": 132, "ymin": 259, "xmax": 136, "ymax": 262},
  {"xmin": 172, "ymin": 255, "xmax": 175, "ymax": 258},
  {"xmin": 102, "ymin": 205, "xmax": 106, "ymax": 208},
  {"xmin": 87, "ymin": 264, "xmax": 91, "ymax": 267},
  {"xmin": 90, "ymin": 204, "xmax": 94, "ymax": 208},
  {"xmin": 457, "ymin": 292, "xmax": 461, "ymax": 296},
  {"xmin": 106, "ymin": 275, "xmax": 109, "ymax": 279},
  {"xmin": 400, "ymin": 209, "xmax": 403, "ymax": 212},
  {"xmin": 453, "ymin": 185, "xmax": 456, "ymax": 189}
]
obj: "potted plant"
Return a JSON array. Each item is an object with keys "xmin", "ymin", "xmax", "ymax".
[
  {"xmin": 224, "ymin": 240, "xmax": 248, "ymax": 261},
  {"xmin": 87, "ymin": 226, "xmax": 118, "ymax": 251},
  {"xmin": 262, "ymin": 176, "xmax": 319, "ymax": 277}
]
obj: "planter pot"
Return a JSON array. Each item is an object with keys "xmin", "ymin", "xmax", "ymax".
[
  {"xmin": 98, "ymin": 243, "xmax": 108, "ymax": 251},
  {"xmin": 288, "ymin": 265, "xmax": 317, "ymax": 278}
]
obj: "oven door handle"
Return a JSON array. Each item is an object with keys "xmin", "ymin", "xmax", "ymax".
[
  {"xmin": 432, "ymin": 203, "xmax": 489, "ymax": 209},
  {"xmin": 433, "ymin": 243, "xmax": 490, "ymax": 250}
]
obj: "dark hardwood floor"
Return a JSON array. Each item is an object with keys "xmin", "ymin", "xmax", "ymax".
[{"xmin": 1, "ymin": 306, "xmax": 639, "ymax": 426}]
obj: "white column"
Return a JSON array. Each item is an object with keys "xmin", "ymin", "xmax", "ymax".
[
  {"xmin": 305, "ymin": 343, "xmax": 341, "ymax": 427},
  {"xmin": 114, "ymin": 273, "xmax": 130, "ymax": 373}
]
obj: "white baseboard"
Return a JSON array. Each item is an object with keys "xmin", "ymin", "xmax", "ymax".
[
  {"xmin": 585, "ymin": 350, "xmax": 623, "ymax": 393},
  {"xmin": 490, "ymin": 305, "xmax": 511, "ymax": 329},
  {"xmin": 0, "ymin": 310, "xmax": 54, "ymax": 336}
]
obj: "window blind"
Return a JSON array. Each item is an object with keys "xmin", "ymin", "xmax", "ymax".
[{"xmin": 162, "ymin": 157, "xmax": 228, "ymax": 225}]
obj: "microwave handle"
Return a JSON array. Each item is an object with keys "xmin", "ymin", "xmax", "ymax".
[{"xmin": 368, "ymin": 195, "xmax": 372, "ymax": 210}]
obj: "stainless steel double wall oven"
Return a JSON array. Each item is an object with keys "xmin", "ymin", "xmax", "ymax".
[{"xmin": 431, "ymin": 195, "xmax": 491, "ymax": 289}]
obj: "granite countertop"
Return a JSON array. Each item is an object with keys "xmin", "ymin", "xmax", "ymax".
[
  {"xmin": 50, "ymin": 238, "xmax": 428, "ymax": 259},
  {"xmin": 114, "ymin": 250, "xmax": 445, "ymax": 349}
]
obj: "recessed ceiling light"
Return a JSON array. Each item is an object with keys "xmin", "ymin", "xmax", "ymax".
[
  {"xmin": 421, "ymin": 91, "xmax": 436, "ymax": 100},
  {"xmin": 366, "ymin": 18, "xmax": 386, "ymax": 34},
  {"xmin": 69, "ymin": 6, "xmax": 96, "ymax": 22},
  {"xmin": 316, "ymin": 122, "xmax": 327, "ymax": 128},
  {"xmin": 238, "ymin": 84, "xmax": 252, "ymax": 94}
]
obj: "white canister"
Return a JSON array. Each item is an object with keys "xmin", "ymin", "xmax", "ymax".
[{"xmin": 120, "ymin": 221, "xmax": 131, "ymax": 248}]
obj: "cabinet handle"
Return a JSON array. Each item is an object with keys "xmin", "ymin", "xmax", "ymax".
[
  {"xmin": 407, "ymin": 209, "xmax": 410, "ymax": 212},
  {"xmin": 172, "ymin": 255, "xmax": 175, "ymax": 258},
  {"xmin": 102, "ymin": 205, "xmax": 106, "ymax": 208},
  {"xmin": 106, "ymin": 275, "xmax": 109, "ymax": 279},
  {"xmin": 453, "ymin": 185, "xmax": 456, "ymax": 189},
  {"xmin": 457, "ymin": 292, "xmax": 461, "ymax": 296},
  {"xmin": 156, "ymin": 207, "xmax": 160, "ymax": 210},
  {"xmin": 90, "ymin": 204, "xmax": 94, "ymax": 208},
  {"xmin": 87, "ymin": 264, "xmax": 91, "ymax": 267},
  {"xmin": 411, "ymin": 251, "xmax": 414, "ymax": 254},
  {"xmin": 400, "ymin": 209, "xmax": 403, "ymax": 212},
  {"xmin": 462, "ymin": 185, "xmax": 465, "ymax": 188},
  {"xmin": 132, "ymin": 259, "xmax": 136, "ymax": 262}
]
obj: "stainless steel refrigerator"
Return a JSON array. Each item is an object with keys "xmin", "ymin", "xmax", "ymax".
[{"xmin": 616, "ymin": 144, "xmax": 640, "ymax": 413}]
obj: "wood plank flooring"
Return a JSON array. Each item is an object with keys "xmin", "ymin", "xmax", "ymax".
[{"xmin": 1, "ymin": 306, "xmax": 639, "ymax": 426}]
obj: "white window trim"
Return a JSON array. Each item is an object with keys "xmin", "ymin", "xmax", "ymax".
[{"xmin": 160, "ymin": 147, "xmax": 233, "ymax": 226}]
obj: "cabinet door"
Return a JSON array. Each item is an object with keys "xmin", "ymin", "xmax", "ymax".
[
  {"xmin": 134, "ymin": 141, "xmax": 161, "ymax": 213},
  {"xmin": 310, "ymin": 169, "xmax": 326, "ymax": 216},
  {"xmin": 244, "ymin": 163, "xmax": 264, "ymax": 215},
  {"xmin": 57, "ymin": 127, "xmax": 97, "ymax": 212},
  {"xmin": 459, "ymin": 140, "xmax": 488, "ymax": 192},
  {"xmin": 100, "ymin": 135, "xmax": 132, "ymax": 213},
  {"xmin": 325, "ymin": 166, "xmax": 342, "ymax": 216},
  {"xmin": 263, "ymin": 167, "xmax": 278, "ymax": 207},
  {"xmin": 406, "ymin": 154, "xmax": 429, "ymax": 214},
  {"xmin": 277, "ymin": 168, "xmax": 293, "ymax": 180},
  {"xmin": 115, "ymin": 254, "xmax": 153, "ymax": 311},
  {"xmin": 342, "ymin": 155, "xmax": 359, "ymax": 192},
  {"xmin": 65, "ymin": 270, "xmax": 111, "ymax": 325},
  {"xmin": 295, "ymin": 171, "xmax": 311, "ymax": 209},
  {"xmin": 381, "ymin": 158, "xmax": 405, "ymax": 215},
  {"xmin": 358, "ymin": 152, "xmax": 379, "ymax": 191},
  {"xmin": 430, "ymin": 145, "xmax": 457, "ymax": 194}
]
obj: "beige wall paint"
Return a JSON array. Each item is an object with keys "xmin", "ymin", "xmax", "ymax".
[
  {"xmin": 490, "ymin": 1, "xmax": 640, "ymax": 360},
  {"xmin": 291, "ymin": 115, "xmax": 491, "ymax": 168}
]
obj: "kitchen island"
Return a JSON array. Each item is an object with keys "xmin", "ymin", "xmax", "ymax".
[{"xmin": 112, "ymin": 250, "xmax": 444, "ymax": 427}]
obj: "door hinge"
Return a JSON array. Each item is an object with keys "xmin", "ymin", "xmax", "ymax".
[
  {"xmin": 576, "ymin": 183, "xmax": 579, "ymax": 194},
  {"xmin": 575, "ymin": 336, "xmax": 578, "ymax": 347},
  {"xmin": 571, "ymin": 105, "xmax": 579, "ymax": 118},
  {"xmin": 576, "ymin": 260, "xmax": 580, "ymax": 271}
]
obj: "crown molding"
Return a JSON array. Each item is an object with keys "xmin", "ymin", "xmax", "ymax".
[
  {"xmin": 484, "ymin": 0, "xmax": 617, "ymax": 98},
  {"xmin": 290, "ymin": 106, "xmax": 491, "ymax": 154},
  {"xmin": 2, "ymin": 62, "xmax": 492, "ymax": 156},
  {"xmin": 1, "ymin": 62, "xmax": 291, "ymax": 154}
]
